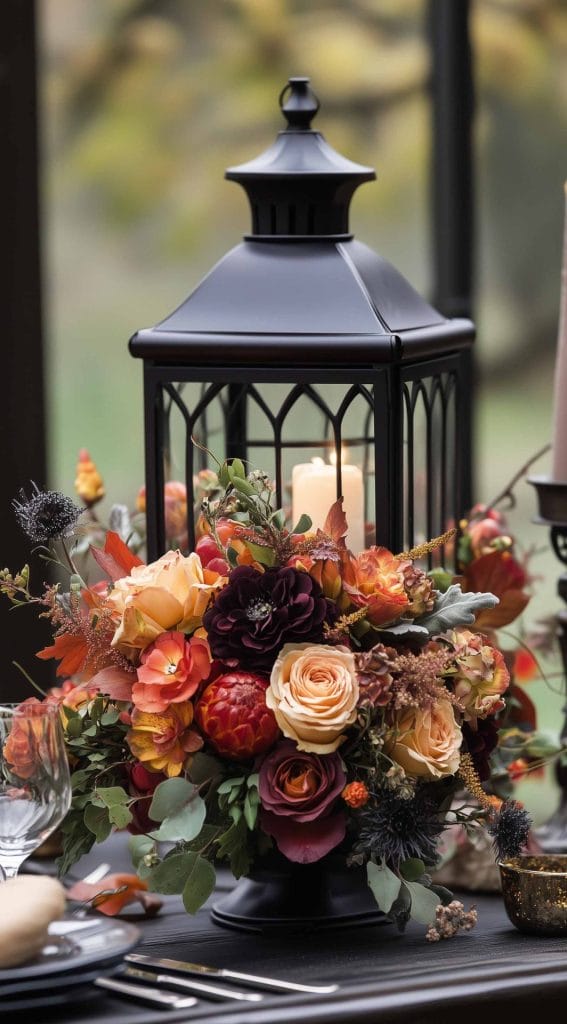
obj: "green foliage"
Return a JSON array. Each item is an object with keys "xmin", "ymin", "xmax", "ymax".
[
  {"xmin": 217, "ymin": 774, "xmax": 260, "ymax": 830},
  {"xmin": 148, "ymin": 777, "xmax": 206, "ymax": 842},
  {"xmin": 367, "ymin": 860, "xmax": 401, "ymax": 914},
  {"xmin": 148, "ymin": 850, "xmax": 216, "ymax": 914}
]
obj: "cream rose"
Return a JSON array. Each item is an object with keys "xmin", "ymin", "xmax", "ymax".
[
  {"xmin": 108, "ymin": 550, "xmax": 225, "ymax": 656},
  {"xmin": 385, "ymin": 700, "xmax": 462, "ymax": 779},
  {"xmin": 266, "ymin": 643, "xmax": 359, "ymax": 754}
]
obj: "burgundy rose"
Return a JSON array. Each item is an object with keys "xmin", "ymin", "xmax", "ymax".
[
  {"xmin": 127, "ymin": 763, "xmax": 166, "ymax": 835},
  {"xmin": 258, "ymin": 740, "xmax": 346, "ymax": 863},
  {"xmin": 203, "ymin": 565, "xmax": 335, "ymax": 672}
]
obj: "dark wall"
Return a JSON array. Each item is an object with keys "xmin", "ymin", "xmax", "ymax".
[{"xmin": 0, "ymin": 1, "xmax": 52, "ymax": 700}]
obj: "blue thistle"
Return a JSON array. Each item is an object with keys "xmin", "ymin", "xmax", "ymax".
[{"xmin": 13, "ymin": 484, "xmax": 83, "ymax": 545}]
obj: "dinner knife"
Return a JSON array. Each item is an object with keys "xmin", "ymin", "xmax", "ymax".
[
  {"xmin": 125, "ymin": 965, "xmax": 263, "ymax": 1001},
  {"xmin": 95, "ymin": 976, "xmax": 198, "ymax": 1009},
  {"xmin": 125, "ymin": 953, "xmax": 339, "ymax": 994}
]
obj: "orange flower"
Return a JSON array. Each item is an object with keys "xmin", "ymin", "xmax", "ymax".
[
  {"xmin": 513, "ymin": 648, "xmax": 539, "ymax": 683},
  {"xmin": 287, "ymin": 545, "xmax": 342, "ymax": 601},
  {"xmin": 2, "ymin": 699, "xmax": 58, "ymax": 781},
  {"xmin": 107, "ymin": 549, "xmax": 226, "ymax": 656},
  {"xmin": 74, "ymin": 448, "xmax": 105, "ymax": 506},
  {"xmin": 127, "ymin": 703, "xmax": 203, "ymax": 777},
  {"xmin": 342, "ymin": 781, "xmax": 369, "ymax": 808},
  {"xmin": 133, "ymin": 633, "xmax": 211, "ymax": 713},
  {"xmin": 137, "ymin": 482, "xmax": 188, "ymax": 547},
  {"xmin": 47, "ymin": 679, "xmax": 100, "ymax": 711},
  {"xmin": 342, "ymin": 546, "xmax": 409, "ymax": 626}
]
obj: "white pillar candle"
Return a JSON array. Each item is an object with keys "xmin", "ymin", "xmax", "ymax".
[
  {"xmin": 291, "ymin": 457, "xmax": 365, "ymax": 554},
  {"xmin": 551, "ymin": 183, "xmax": 567, "ymax": 482}
]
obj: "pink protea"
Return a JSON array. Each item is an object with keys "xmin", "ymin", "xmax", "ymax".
[{"xmin": 195, "ymin": 671, "xmax": 280, "ymax": 761}]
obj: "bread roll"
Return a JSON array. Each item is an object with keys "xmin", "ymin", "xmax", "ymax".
[{"xmin": 0, "ymin": 875, "xmax": 67, "ymax": 968}]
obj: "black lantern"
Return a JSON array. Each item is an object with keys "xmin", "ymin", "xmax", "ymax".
[{"xmin": 130, "ymin": 77, "xmax": 474, "ymax": 563}]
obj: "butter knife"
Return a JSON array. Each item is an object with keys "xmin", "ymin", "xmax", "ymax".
[
  {"xmin": 125, "ymin": 966, "xmax": 263, "ymax": 1002},
  {"xmin": 95, "ymin": 977, "xmax": 198, "ymax": 1009},
  {"xmin": 125, "ymin": 954, "xmax": 339, "ymax": 994}
]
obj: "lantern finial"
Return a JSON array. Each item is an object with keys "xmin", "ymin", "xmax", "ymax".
[{"xmin": 279, "ymin": 76, "xmax": 320, "ymax": 131}]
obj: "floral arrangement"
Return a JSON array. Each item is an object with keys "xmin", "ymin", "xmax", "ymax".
[{"xmin": 1, "ymin": 454, "xmax": 539, "ymax": 934}]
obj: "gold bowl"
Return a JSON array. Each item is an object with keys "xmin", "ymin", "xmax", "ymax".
[{"xmin": 499, "ymin": 855, "xmax": 567, "ymax": 936}]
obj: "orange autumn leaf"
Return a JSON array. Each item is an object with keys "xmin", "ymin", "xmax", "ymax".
[
  {"xmin": 37, "ymin": 633, "xmax": 88, "ymax": 677},
  {"xmin": 67, "ymin": 873, "xmax": 162, "ymax": 917},
  {"xmin": 323, "ymin": 498, "xmax": 349, "ymax": 547},
  {"xmin": 91, "ymin": 531, "xmax": 144, "ymax": 582},
  {"xmin": 462, "ymin": 550, "xmax": 530, "ymax": 629}
]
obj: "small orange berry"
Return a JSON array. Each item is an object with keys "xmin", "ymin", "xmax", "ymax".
[{"xmin": 342, "ymin": 781, "xmax": 369, "ymax": 809}]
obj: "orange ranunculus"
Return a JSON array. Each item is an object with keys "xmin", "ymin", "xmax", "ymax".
[
  {"xmin": 107, "ymin": 549, "xmax": 226, "ymax": 657},
  {"xmin": 75, "ymin": 448, "xmax": 105, "ymax": 507},
  {"xmin": 132, "ymin": 633, "xmax": 211, "ymax": 713},
  {"xmin": 127, "ymin": 703, "xmax": 203, "ymax": 777},
  {"xmin": 137, "ymin": 481, "xmax": 188, "ymax": 548},
  {"xmin": 342, "ymin": 546, "xmax": 409, "ymax": 626}
]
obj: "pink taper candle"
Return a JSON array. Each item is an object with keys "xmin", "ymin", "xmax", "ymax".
[{"xmin": 552, "ymin": 183, "xmax": 567, "ymax": 482}]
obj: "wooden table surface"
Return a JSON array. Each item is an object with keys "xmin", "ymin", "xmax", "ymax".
[{"xmin": 24, "ymin": 836, "xmax": 567, "ymax": 1024}]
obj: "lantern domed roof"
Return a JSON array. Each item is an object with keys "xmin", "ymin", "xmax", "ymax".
[{"xmin": 130, "ymin": 77, "xmax": 474, "ymax": 366}]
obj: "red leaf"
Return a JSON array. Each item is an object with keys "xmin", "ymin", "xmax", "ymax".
[
  {"xmin": 36, "ymin": 633, "xmax": 88, "ymax": 677},
  {"xmin": 91, "ymin": 531, "xmax": 143, "ymax": 582},
  {"xmin": 90, "ymin": 667, "xmax": 136, "ymax": 702}
]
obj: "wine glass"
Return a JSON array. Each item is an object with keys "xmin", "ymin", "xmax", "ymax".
[{"xmin": 0, "ymin": 702, "xmax": 72, "ymax": 879}]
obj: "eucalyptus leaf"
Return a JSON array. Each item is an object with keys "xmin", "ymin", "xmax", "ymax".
[
  {"xmin": 416, "ymin": 585, "xmax": 499, "ymax": 635},
  {"xmin": 148, "ymin": 853, "xmax": 194, "ymax": 895},
  {"xmin": 96, "ymin": 786, "xmax": 129, "ymax": 808},
  {"xmin": 292, "ymin": 513, "xmax": 313, "ymax": 535},
  {"xmin": 108, "ymin": 803, "xmax": 133, "ymax": 829},
  {"xmin": 182, "ymin": 855, "xmax": 216, "ymax": 914},
  {"xmin": 149, "ymin": 777, "xmax": 200, "ymax": 823},
  {"xmin": 149, "ymin": 795, "xmax": 206, "ymax": 843},
  {"xmin": 403, "ymin": 880, "xmax": 440, "ymax": 925},
  {"xmin": 367, "ymin": 860, "xmax": 401, "ymax": 915},
  {"xmin": 83, "ymin": 803, "xmax": 112, "ymax": 843},
  {"xmin": 128, "ymin": 835, "xmax": 156, "ymax": 870},
  {"xmin": 244, "ymin": 542, "xmax": 276, "ymax": 567}
]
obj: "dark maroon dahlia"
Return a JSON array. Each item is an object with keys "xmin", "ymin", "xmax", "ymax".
[{"xmin": 203, "ymin": 565, "xmax": 335, "ymax": 672}]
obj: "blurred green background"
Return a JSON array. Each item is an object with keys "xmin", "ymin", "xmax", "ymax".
[{"xmin": 39, "ymin": 1, "xmax": 567, "ymax": 817}]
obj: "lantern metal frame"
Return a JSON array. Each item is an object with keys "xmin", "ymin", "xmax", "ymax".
[{"xmin": 131, "ymin": 77, "xmax": 474, "ymax": 566}]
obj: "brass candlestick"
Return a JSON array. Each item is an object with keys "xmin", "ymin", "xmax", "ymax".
[{"xmin": 528, "ymin": 476, "xmax": 567, "ymax": 852}]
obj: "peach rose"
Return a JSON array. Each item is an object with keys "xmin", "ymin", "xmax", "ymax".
[
  {"xmin": 266, "ymin": 644, "xmax": 359, "ymax": 754},
  {"xmin": 108, "ymin": 550, "xmax": 225, "ymax": 657},
  {"xmin": 385, "ymin": 700, "xmax": 462, "ymax": 779}
]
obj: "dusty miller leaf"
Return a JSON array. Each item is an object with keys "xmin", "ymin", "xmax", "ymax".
[{"xmin": 416, "ymin": 584, "xmax": 498, "ymax": 635}]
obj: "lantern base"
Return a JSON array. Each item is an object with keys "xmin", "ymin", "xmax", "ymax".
[{"xmin": 210, "ymin": 857, "xmax": 389, "ymax": 934}]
